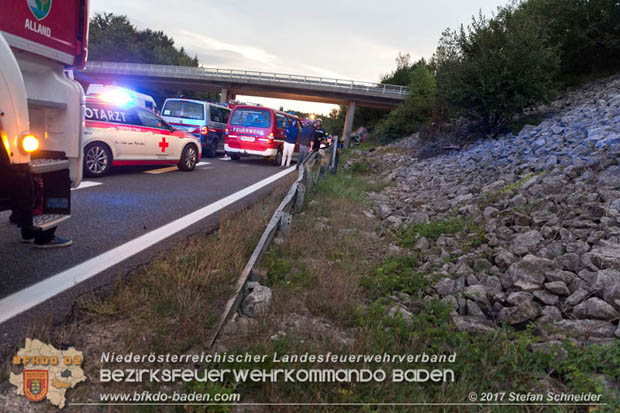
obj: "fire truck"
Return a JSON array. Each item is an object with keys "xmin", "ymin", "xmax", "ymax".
[{"xmin": 0, "ymin": 0, "xmax": 89, "ymax": 246}]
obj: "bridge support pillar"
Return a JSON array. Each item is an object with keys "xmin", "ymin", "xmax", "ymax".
[
  {"xmin": 342, "ymin": 101, "xmax": 356, "ymax": 148},
  {"xmin": 220, "ymin": 88, "xmax": 230, "ymax": 104}
]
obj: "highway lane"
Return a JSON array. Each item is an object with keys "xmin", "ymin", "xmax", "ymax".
[{"xmin": 0, "ymin": 155, "xmax": 291, "ymax": 300}]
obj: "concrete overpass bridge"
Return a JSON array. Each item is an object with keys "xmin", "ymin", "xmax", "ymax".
[{"xmin": 75, "ymin": 61, "xmax": 408, "ymax": 143}]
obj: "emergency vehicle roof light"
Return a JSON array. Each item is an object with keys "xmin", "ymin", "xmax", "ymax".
[{"xmin": 99, "ymin": 88, "xmax": 136, "ymax": 108}]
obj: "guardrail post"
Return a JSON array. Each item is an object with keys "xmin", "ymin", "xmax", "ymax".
[
  {"xmin": 329, "ymin": 138, "xmax": 339, "ymax": 174},
  {"xmin": 304, "ymin": 164, "xmax": 313, "ymax": 190},
  {"xmin": 279, "ymin": 212, "xmax": 292, "ymax": 236},
  {"xmin": 294, "ymin": 183, "xmax": 305, "ymax": 212}
]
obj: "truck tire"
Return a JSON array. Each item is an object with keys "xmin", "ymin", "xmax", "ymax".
[
  {"xmin": 178, "ymin": 144, "xmax": 198, "ymax": 171},
  {"xmin": 84, "ymin": 142, "xmax": 112, "ymax": 177}
]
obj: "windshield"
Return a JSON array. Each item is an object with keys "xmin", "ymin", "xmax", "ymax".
[
  {"xmin": 229, "ymin": 108, "xmax": 271, "ymax": 128},
  {"xmin": 161, "ymin": 100, "xmax": 204, "ymax": 120}
]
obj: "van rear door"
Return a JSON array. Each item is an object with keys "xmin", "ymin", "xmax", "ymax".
[{"xmin": 228, "ymin": 107, "xmax": 273, "ymax": 151}]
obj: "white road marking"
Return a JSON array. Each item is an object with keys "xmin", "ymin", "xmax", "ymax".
[
  {"xmin": 0, "ymin": 166, "xmax": 297, "ymax": 324},
  {"xmin": 197, "ymin": 161, "xmax": 211, "ymax": 167},
  {"xmin": 72, "ymin": 181, "xmax": 102, "ymax": 190}
]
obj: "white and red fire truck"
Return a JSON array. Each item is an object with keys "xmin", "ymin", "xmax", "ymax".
[{"xmin": 0, "ymin": 0, "xmax": 89, "ymax": 241}]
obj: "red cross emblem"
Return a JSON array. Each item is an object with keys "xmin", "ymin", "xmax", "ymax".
[{"xmin": 159, "ymin": 137, "xmax": 169, "ymax": 152}]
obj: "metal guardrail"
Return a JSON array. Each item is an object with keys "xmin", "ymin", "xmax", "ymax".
[
  {"xmin": 209, "ymin": 140, "xmax": 338, "ymax": 347},
  {"xmin": 84, "ymin": 61, "xmax": 408, "ymax": 97}
]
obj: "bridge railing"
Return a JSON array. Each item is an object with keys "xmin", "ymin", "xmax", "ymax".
[{"xmin": 83, "ymin": 61, "xmax": 408, "ymax": 97}]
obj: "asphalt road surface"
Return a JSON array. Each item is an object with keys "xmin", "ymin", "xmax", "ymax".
[{"xmin": 0, "ymin": 154, "xmax": 293, "ymax": 304}]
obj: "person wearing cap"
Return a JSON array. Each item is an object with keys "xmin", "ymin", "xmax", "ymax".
[{"xmin": 312, "ymin": 118, "xmax": 326, "ymax": 151}]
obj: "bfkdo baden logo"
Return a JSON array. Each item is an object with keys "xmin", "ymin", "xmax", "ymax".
[
  {"xmin": 10, "ymin": 338, "xmax": 86, "ymax": 409},
  {"xmin": 26, "ymin": 0, "xmax": 52, "ymax": 21}
]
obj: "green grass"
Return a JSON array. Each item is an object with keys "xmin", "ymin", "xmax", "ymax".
[
  {"xmin": 397, "ymin": 217, "xmax": 487, "ymax": 251},
  {"xmin": 312, "ymin": 171, "xmax": 385, "ymax": 204},
  {"xmin": 482, "ymin": 171, "xmax": 547, "ymax": 207},
  {"xmin": 360, "ymin": 255, "xmax": 433, "ymax": 300}
]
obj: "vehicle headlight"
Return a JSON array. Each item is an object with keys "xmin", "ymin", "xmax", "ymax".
[{"xmin": 20, "ymin": 135, "xmax": 39, "ymax": 153}]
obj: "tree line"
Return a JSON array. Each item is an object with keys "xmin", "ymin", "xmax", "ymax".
[
  {"xmin": 362, "ymin": 0, "xmax": 620, "ymax": 142},
  {"xmin": 87, "ymin": 13, "xmax": 215, "ymax": 107}
]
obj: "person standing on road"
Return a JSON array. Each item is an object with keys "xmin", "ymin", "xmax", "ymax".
[
  {"xmin": 297, "ymin": 119, "xmax": 314, "ymax": 167},
  {"xmin": 281, "ymin": 118, "xmax": 299, "ymax": 168},
  {"xmin": 312, "ymin": 118, "xmax": 326, "ymax": 151}
]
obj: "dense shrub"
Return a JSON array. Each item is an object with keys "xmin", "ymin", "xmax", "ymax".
[
  {"xmin": 520, "ymin": 0, "xmax": 620, "ymax": 85},
  {"xmin": 374, "ymin": 61, "xmax": 436, "ymax": 143},
  {"xmin": 434, "ymin": 7, "xmax": 560, "ymax": 138}
]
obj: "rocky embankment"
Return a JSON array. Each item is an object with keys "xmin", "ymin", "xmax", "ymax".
[{"xmin": 362, "ymin": 76, "xmax": 620, "ymax": 343}]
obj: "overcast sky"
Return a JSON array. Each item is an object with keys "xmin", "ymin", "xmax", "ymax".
[{"xmin": 91, "ymin": 0, "xmax": 508, "ymax": 114}]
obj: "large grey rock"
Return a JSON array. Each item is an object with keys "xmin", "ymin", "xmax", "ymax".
[
  {"xmin": 566, "ymin": 288, "xmax": 590, "ymax": 307},
  {"xmin": 573, "ymin": 298, "xmax": 620, "ymax": 320},
  {"xmin": 511, "ymin": 230, "xmax": 544, "ymax": 255},
  {"xmin": 463, "ymin": 285, "xmax": 489, "ymax": 305},
  {"xmin": 509, "ymin": 194, "xmax": 528, "ymax": 208},
  {"xmin": 544, "ymin": 281, "xmax": 570, "ymax": 296},
  {"xmin": 483, "ymin": 206, "xmax": 499, "ymax": 219},
  {"xmin": 589, "ymin": 243, "xmax": 620, "ymax": 270},
  {"xmin": 466, "ymin": 300, "xmax": 485, "ymax": 318},
  {"xmin": 598, "ymin": 165, "xmax": 620, "ymax": 189},
  {"xmin": 387, "ymin": 305, "xmax": 414, "ymax": 325},
  {"xmin": 538, "ymin": 306, "xmax": 563, "ymax": 323},
  {"xmin": 414, "ymin": 236, "xmax": 430, "ymax": 251},
  {"xmin": 494, "ymin": 248, "xmax": 516, "ymax": 269},
  {"xmin": 377, "ymin": 204, "xmax": 392, "ymax": 220},
  {"xmin": 242, "ymin": 285, "xmax": 273, "ymax": 318},
  {"xmin": 555, "ymin": 253, "xmax": 581, "ymax": 272},
  {"xmin": 434, "ymin": 278, "xmax": 458, "ymax": 297},
  {"xmin": 533, "ymin": 290, "xmax": 560, "ymax": 306},
  {"xmin": 545, "ymin": 270, "xmax": 576, "ymax": 285},
  {"xmin": 498, "ymin": 300, "xmax": 541, "ymax": 325},
  {"xmin": 451, "ymin": 312, "xmax": 497, "ymax": 333},
  {"xmin": 506, "ymin": 291, "xmax": 533, "ymax": 306},
  {"xmin": 590, "ymin": 269, "xmax": 620, "ymax": 304},
  {"xmin": 553, "ymin": 319, "xmax": 617, "ymax": 338},
  {"xmin": 473, "ymin": 258, "xmax": 492, "ymax": 273},
  {"xmin": 503, "ymin": 254, "xmax": 554, "ymax": 288},
  {"xmin": 485, "ymin": 275, "xmax": 503, "ymax": 295}
]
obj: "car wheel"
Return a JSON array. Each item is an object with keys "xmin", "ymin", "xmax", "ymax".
[
  {"xmin": 229, "ymin": 152, "xmax": 241, "ymax": 161},
  {"xmin": 206, "ymin": 139, "xmax": 217, "ymax": 158},
  {"xmin": 178, "ymin": 144, "xmax": 198, "ymax": 171},
  {"xmin": 273, "ymin": 145, "xmax": 283, "ymax": 166},
  {"xmin": 84, "ymin": 142, "xmax": 112, "ymax": 177}
]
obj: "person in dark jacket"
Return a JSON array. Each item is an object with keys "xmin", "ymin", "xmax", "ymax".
[
  {"xmin": 297, "ymin": 119, "xmax": 314, "ymax": 166},
  {"xmin": 281, "ymin": 118, "xmax": 299, "ymax": 168},
  {"xmin": 312, "ymin": 118, "xmax": 326, "ymax": 150}
]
